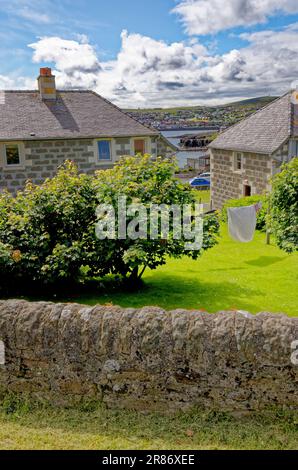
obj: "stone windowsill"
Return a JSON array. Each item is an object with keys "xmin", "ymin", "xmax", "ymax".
[{"xmin": 1, "ymin": 165, "xmax": 26, "ymax": 171}]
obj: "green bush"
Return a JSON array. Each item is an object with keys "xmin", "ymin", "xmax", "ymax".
[
  {"xmin": 94, "ymin": 155, "xmax": 219, "ymax": 281},
  {"xmin": 0, "ymin": 157, "xmax": 219, "ymax": 292},
  {"xmin": 222, "ymin": 195, "xmax": 268, "ymax": 231},
  {"xmin": 270, "ymin": 158, "xmax": 298, "ymax": 253}
]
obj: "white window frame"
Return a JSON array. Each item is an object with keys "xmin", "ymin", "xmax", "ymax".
[
  {"xmin": 233, "ymin": 152, "xmax": 244, "ymax": 173},
  {"xmin": 0, "ymin": 142, "xmax": 25, "ymax": 169},
  {"xmin": 131, "ymin": 137, "xmax": 151, "ymax": 155}
]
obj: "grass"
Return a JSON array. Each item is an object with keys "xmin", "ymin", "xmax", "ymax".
[
  {"xmin": 0, "ymin": 403, "xmax": 297, "ymax": 450},
  {"xmin": 193, "ymin": 189, "xmax": 210, "ymax": 204},
  {"xmin": 59, "ymin": 225, "xmax": 298, "ymax": 317},
  {"xmin": 1, "ymin": 221, "xmax": 297, "ymax": 450}
]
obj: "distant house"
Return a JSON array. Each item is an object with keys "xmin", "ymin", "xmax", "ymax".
[
  {"xmin": 0, "ymin": 68, "xmax": 175, "ymax": 193},
  {"xmin": 209, "ymin": 91, "xmax": 297, "ymax": 208}
]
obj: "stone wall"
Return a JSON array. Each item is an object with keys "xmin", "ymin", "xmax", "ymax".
[
  {"xmin": 210, "ymin": 149, "xmax": 273, "ymax": 209},
  {"xmin": 0, "ymin": 139, "xmax": 110, "ymax": 193},
  {"xmin": 0, "ymin": 135, "xmax": 174, "ymax": 194},
  {"xmin": 0, "ymin": 300, "xmax": 297, "ymax": 412}
]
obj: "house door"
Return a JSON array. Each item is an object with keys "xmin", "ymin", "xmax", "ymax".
[{"xmin": 243, "ymin": 184, "xmax": 251, "ymax": 197}]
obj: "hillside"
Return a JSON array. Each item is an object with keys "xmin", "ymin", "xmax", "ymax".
[{"xmin": 124, "ymin": 96, "xmax": 278, "ymax": 130}]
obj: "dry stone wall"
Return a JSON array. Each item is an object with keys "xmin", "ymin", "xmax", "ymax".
[{"xmin": 0, "ymin": 300, "xmax": 297, "ymax": 412}]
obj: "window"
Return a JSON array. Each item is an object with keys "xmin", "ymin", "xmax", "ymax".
[
  {"xmin": 5, "ymin": 144, "xmax": 20, "ymax": 165},
  {"xmin": 234, "ymin": 152, "xmax": 243, "ymax": 172},
  {"xmin": 97, "ymin": 140, "xmax": 111, "ymax": 161},
  {"xmin": 134, "ymin": 139, "xmax": 146, "ymax": 155}
]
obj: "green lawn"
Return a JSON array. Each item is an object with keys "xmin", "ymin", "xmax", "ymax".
[
  {"xmin": 0, "ymin": 405, "xmax": 297, "ymax": 450},
  {"xmin": 193, "ymin": 189, "xmax": 210, "ymax": 204},
  {"xmin": 64, "ymin": 225, "xmax": 297, "ymax": 317}
]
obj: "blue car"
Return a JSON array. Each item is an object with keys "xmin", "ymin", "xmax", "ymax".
[{"xmin": 189, "ymin": 177, "xmax": 210, "ymax": 189}]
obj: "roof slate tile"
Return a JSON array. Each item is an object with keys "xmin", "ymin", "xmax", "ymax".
[{"xmin": 0, "ymin": 90, "xmax": 159, "ymax": 140}]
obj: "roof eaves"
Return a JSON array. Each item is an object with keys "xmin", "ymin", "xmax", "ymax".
[
  {"xmin": 209, "ymin": 144, "xmax": 272, "ymax": 155},
  {"xmin": 0, "ymin": 132, "xmax": 159, "ymax": 142}
]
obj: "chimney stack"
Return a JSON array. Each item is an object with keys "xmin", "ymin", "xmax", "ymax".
[{"xmin": 37, "ymin": 67, "xmax": 56, "ymax": 100}]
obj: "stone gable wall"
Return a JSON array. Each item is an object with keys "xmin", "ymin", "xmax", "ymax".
[
  {"xmin": 0, "ymin": 300, "xmax": 297, "ymax": 412},
  {"xmin": 210, "ymin": 149, "xmax": 273, "ymax": 209}
]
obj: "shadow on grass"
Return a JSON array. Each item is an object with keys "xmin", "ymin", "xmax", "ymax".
[
  {"xmin": 1, "ymin": 272, "xmax": 262, "ymax": 312},
  {"xmin": 245, "ymin": 256, "xmax": 286, "ymax": 267},
  {"xmin": 57, "ymin": 274, "xmax": 263, "ymax": 313}
]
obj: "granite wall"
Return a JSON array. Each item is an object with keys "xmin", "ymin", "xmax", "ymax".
[
  {"xmin": 0, "ymin": 136, "xmax": 173, "ymax": 194},
  {"xmin": 0, "ymin": 300, "xmax": 297, "ymax": 412},
  {"xmin": 210, "ymin": 148, "xmax": 273, "ymax": 209}
]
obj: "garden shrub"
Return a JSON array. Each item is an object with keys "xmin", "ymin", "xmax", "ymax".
[
  {"xmin": 0, "ymin": 157, "xmax": 219, "ymax": 292},
  {"xmin": 270, "ymin": 158, "xmax": 298, "ymax": 253},
  {"xmin": 94, "ymin": 155, "xmax": 220, "ymax": 281},
  {"xmin": 222, "ymin": 194, "xmax": 268, "ymax": 231}
]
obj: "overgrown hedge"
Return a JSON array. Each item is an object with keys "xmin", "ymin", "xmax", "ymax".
[
  {"xmin": 221, "ymin": 195, "xmax": 268, "ymax": 231},
  {"xmin": 0, "ymin": 157, "xmax": 219, "ymax": 293},
  {"xmin": 270, "ymin": 158, "xmax": 298, "ymax": 253}
]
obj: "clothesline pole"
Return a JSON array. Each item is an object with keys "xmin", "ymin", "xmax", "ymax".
[{"xmin": 266, "ymin": 198, "xmax": 271, "ymax": 245}]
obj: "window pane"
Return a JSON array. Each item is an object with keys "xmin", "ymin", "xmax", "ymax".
[
  {"xmin": 235, "ymin": 153, "xmax": 242, "ymax": 170},
  {"xmin": 134, "ymin": 139, "xmax": 145, "ymax": 155},
  {"xmin": 5, "ymin": 144, "xmax": 20, "ymax": 165},
  {"xmin": 98, "ymin": 140, "xmax": 111, "ymax": 160}
]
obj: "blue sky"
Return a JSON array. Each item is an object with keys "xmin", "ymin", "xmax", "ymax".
[{"xmin": 1, "ymin": 0, "xmax": 298, "ymax": 106}]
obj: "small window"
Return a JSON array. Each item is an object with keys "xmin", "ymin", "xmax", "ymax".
[
  {"xmin": 98, "ymin": 140, "xmax": 111, "ymax": 161},
  {"xmin": 5, "ymin": 144, "xmax": 20, "ymax": 165},
  {"xmin": 234, "ymin": 152, "xmax": 243, "ymax": 172},
  {"xmin": 134, "ymin": 139, "xmax": 146, "ymax": 155}
]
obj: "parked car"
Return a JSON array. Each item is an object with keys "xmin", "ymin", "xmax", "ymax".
[
  {"xmin": 198, "ymin": 172, "xmax": 210, "ymax": 180},
  {"xmin": 189, "ymin": 177, "xmax": 210, "ymax": 189}
]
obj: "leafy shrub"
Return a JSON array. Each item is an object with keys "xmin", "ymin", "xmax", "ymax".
[
  {"xmin": 222, "ymin": 194, "xmax": 268, "ymax": 231},
  {"xmin": 0, "ymin": 161, "xmax": 105, "ymax": 291},
  {"xmin": 270, "ymin": 158, "xmax": 298, "ymax": 253},
  {"xmin": 0, "ymin": 157, "xmax": 219, "ymax": 292},
  {"xmin": 94, "ymin": 155, "xmax": 220, "ymax": 281}
]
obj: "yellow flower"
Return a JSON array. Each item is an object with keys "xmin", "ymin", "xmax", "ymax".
[{"xmin": 11, "ymin": 250, "xmax": 22, "ymax": 263}]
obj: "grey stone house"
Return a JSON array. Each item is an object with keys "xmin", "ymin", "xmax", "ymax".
[
  {"xmin": 0, "ymin": 68, "xmax": 175, "ymax": 193},
  {"xmin": 209, "ymin": 90, "xmax": 297, "ymax": 209}
]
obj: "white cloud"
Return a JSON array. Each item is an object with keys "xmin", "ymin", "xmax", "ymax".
[
  {"xmin": 2, "ymin": 24, "xmax": 298, "ymax": 107},
  {"xmin": 29, "ymin": 36, "xmax": 101, "ymax": 81},
  {"xmin": 172, "ymin": 0, "xmax": 298, "ymax": 35},
  {"xmin": 18, "ymin": 7, "xmax": 51, "ymax": 24},
  {"xmin": 0, "ymin": 73, "xmax": 35, "ymax": 90},
  {"xmin": 0, "ymin": 0, "xmax": 54, "ymax": 25}
]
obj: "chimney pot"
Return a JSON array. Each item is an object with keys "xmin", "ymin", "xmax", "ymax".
[{"xmin": 40, "ymin": 67, "xmax": 52, "ymax": 77}]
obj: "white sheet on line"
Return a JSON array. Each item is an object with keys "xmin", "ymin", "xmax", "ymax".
[{"xmin": 227, "ymin": 205, "xmax": 257, "ymax": 243}]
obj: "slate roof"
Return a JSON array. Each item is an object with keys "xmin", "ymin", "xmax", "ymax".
[
  {"xmin": 209, "ymin": 93, "xmax": 292, "ymax": 155},
  {"xmin": 0, "ymin": 90, "xmax": 159, "ymax": 141}
]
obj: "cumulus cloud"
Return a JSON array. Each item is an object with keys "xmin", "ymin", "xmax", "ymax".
[
  {"xmin": 29, "ymin": 37, "xmax": 101, "ymax": 74},
  {"xmin": 2, "ymin": 24, "xmax": 298, "ymax": 106},
  {"xmin": 172, "ymin": 0, "xmax": 298, "ymax": 35},
  {"xmin": 22, "ymin": 29, "xmax": 282, "ymax": 106}
]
